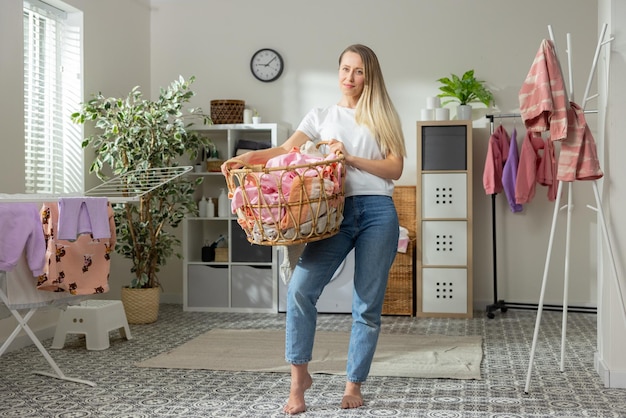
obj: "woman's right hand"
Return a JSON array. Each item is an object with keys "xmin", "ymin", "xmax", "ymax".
[
  {"xmin": 221, "ymin": 130, "xmax": 310, "ymax": 175},
  {"xmin": 220, "ymin": 150, "xmax": 265, "ymax": 176},
  {"xmin": 221, "ymin": 154, "xmax": 248, "ymax": 176}
]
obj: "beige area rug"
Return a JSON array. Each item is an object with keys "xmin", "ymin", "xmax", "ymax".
[{"xmin": 137, "ymin": 329, "xmax": 482, "ymax": 380}]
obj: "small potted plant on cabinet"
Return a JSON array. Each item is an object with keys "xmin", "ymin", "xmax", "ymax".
[
  {"xmin": 72, "ymin": 76, "xmax": 211, "ymax": 324},
  {"xmin": 436, "ymin": 69, "xmax": 494, "ymax": 120}
]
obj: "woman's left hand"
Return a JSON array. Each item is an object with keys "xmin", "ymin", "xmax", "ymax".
[{"xmin": 327, "ymin": 139, "xmax": 349, "ymax": 159}]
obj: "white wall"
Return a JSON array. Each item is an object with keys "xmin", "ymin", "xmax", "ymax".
[
  {"xmin": 0, "ymin": 0, "xmax": 609, "ymax": 336},
  {"xmin": 2, "ymin": 0, "xmax": 623, "ymax": 386},
  {"xmin": 597, "ymin": 0, "xmax": 626, "ymax": 388},
  {"xmin": 0, "ymin": 0, "xmax": 25, "ymax": 194},
  {"xmin": 0, "ymin": 0, "xmax": 150, "ymax": 348},
  {"xmin": 149, "ymin": 0, "xmax": 600, "ymax": 309}
]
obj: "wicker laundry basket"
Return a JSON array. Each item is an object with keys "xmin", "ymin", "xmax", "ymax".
[{"xmin": 223, "ymin": 147, "xmax": 345, "ymax": 246}]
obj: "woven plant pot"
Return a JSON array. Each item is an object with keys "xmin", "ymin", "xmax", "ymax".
[{"xmin": 121, "ymin": 286, "xmax": 160, "ymax": 324}]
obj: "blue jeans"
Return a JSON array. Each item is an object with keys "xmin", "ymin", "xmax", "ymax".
[{"xmin": 285, "ymin": 195, "xmax": 399, "ymax": 382}]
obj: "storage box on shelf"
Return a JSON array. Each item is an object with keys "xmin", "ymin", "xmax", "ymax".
[
  {"xmin": 416, "ymin": 121, "xmax": 473, "ymax": 318},
  {"xmin": 182, "ymin": 123, "xmax": 289, "ymax": 312}
]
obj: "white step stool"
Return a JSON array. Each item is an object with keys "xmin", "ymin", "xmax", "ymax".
[{"xmin": 51, "ymin": 299, "xmax": 132, "ymax": 350}]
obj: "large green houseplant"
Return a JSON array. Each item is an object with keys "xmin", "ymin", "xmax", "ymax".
[
  {"xmin": 71, "ymin": 76, "xmax": 210, "ymax": 323},
  {"xmin": 436, "ymin": 69, "xmax": 494, "ymax": 119}
]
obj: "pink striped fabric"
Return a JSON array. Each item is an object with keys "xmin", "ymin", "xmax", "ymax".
[
  {"xmin": 519, "ymin": 39, "xmax": 569, "ymax": 142},
  {"xmin": 557, "ymin": 102, "xmax": 603, "ymax": 181}
]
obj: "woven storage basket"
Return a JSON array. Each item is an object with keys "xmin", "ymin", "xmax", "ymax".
[
  {"xmin": 382, "ymin": 185, "xmax": 417, "ymax": 316},
  {"xmin": 223, "ymin": 147, "xmax": 345, "ymax": 246},
  {"xmin": 210, "ymin": 100, "xmax": 245, "ymax": 124},
  {"xmin": 206, "ymin": 159, "xmax": 225, "ymax": 172},
  {"xmin": 214, "ymin": 247, "xmax": 228, "ymax": 262},
  {"xmin": 382, "ymin": 240, "xmax": 415, "ymax": 316},
  {"xmin": 393, "ymin": 185, "xmax": 417, "ymax": 236}
]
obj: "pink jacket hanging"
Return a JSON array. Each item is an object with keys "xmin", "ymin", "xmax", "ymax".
[
  {"xmin": 515, "ymin": 131, "xmax": 558, "ymax": 204},
  {"xmin": 557, "ymin": 102, "xmax": 603, "ymax": 182},
  {"xmin": 519, "ymin": 39, "xmax": 569, "ymax": 142},
  {"xmin": 483, "ymin": 124, "xmax": 510, "ymax": 195}
]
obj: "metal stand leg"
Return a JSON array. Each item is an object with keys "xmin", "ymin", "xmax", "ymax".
[
  {"xmin": 486, "ymin": 194, "xmax": 508, "ymax": 319},
  {"xmin": 525, "ymin": 180, "xmax": 626, "ymax": 394},
  {"xmin": 524, "ymin": 181, "xmax": 564, "ymax": 394},
  {"xmin": 0, "ymin": 287, "xmax": 96, "ymax": 387}
]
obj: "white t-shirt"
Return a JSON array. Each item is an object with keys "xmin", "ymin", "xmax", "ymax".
[{"xmin": 296, "ymin": 105, "xmax": 394, "ymax": 198}]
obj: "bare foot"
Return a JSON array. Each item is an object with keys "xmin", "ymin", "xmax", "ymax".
[
  {"xmin": 283, "ymin": 366, "xmax": 313, "ymax": 415},
  {"xmin": 341, "ymin": 381, "xmax": 363, "ymax": 409}
]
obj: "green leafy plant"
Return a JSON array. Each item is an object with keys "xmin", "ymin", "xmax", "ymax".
[
  {"xmin": 71, "ymin": 76, "xmax": 211, "ymax": 289},
  {"xmin": 436, "ymin": 69, "xmax": 494, "ymax": 107}
]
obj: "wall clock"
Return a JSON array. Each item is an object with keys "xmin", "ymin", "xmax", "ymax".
[{"xmin": 250, "ymin": 48, "xmax": 284, "ymax": 82}]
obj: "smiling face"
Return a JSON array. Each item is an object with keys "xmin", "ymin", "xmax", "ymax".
[{"xmin": 338, "ymin": 51, "xmax": 365, "ymax": 107}]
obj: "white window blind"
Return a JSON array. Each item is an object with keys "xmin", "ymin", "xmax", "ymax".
[{"xmin": 23, "ymin": 0, "xmax": 83, "ymax": 194}]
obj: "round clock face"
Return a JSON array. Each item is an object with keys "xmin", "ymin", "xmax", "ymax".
[{"xmin": 250, "ymin": 48, "xmax": 284, "ymax": 82}]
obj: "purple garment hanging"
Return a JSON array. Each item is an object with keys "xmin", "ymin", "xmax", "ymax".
[{"xmin": 502, "ymin": 128, "xmax": 523, "ymax": 213}]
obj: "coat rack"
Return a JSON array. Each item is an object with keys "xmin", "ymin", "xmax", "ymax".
[
  {"xmin": 484, "ymin": 112, "xmax": 599, "ymax": 320},
  {"xmin": 522, "ymin": 24, "xmax": 626, "ymax": 394}
]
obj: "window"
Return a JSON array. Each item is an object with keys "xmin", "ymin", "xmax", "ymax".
[{"xmin": 23, "ymin": 0, "xmax": 82, "ymax": 194}]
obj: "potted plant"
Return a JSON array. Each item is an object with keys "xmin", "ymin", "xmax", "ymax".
[
  {"xmin": 71, "ymin": 75, "xmax": 211, "ymax": 324},
  {"xmin": 436, "ymin": 69, "xmax": 494, "ymax": 120},
  {"xmin": 252, "ymin": 108, "xmax": 262, "ymax": 124}
]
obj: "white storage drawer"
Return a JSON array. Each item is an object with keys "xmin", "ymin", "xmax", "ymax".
[
  {"xmin": 187, "ymin": 265, "xmax": 229, "ymax": 308},
  {"xmin": 421, "ymin": 268, "xmax": 468, "ymax": 314},
  {"xmin": 422, "ymin": 173, "xmax": 467, "ymax": 219},
  {"xmin": 422, "ymin": 220, "xmax": 467, "ymax": 266},
  {"xmin": 231, "ymin": 265, "xmax": 274, "ymax": 309}
]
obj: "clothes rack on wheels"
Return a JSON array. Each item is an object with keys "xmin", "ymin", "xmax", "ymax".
[
  {"xmin": 484, "ymin": 113, "xmax": 598, "ymax": 319},
  {"xmin": 520, "ymin": 24, "xmax": 626, "ymax": 394},
  {"xmin": 0, "ymin": 166, "xmax": 191, "ymax": 387}
]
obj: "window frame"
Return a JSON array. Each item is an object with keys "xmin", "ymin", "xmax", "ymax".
[{"xmin": 23, "ymin": 0, "xmax": 83, "ymax": 195}]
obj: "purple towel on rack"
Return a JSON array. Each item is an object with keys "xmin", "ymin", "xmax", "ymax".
[
  {"xmin": 502, "ymin": 128, "xmax": 523, "ymax": 213},
  {"xmin": 57, "ymin": 197, "xmax": 111, "ymax": 240}
]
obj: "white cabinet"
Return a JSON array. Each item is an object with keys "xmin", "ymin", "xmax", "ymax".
[
  {"xmin": 182, "ymin": 123, "xmax": 290, "ymax": 312},
  {"xmin": 416, "ymin": 121, "xmax": 473, "ymax": 318}
]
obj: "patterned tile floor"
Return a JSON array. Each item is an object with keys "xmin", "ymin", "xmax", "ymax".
[{"xmin": 0, "ymin": 304, "xmax": 624, "ymax": 417}]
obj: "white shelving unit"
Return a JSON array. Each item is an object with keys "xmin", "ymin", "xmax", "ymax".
[
  {"xmin": 416, "ymin": 120, "xmax": 473, "ymax": 318},
  {"xmin": 182, "ymin": 123, "xmax": 290, "ymax": 312}
]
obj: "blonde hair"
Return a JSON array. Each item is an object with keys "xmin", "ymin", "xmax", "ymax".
[{"xmin": 339, "ymin": 44, "xmax": 406, "ymax": 158}]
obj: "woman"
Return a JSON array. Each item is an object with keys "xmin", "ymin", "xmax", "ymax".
[{"xmin": 228, "ymin": 44, "xmax": 406, "ymax": 414}]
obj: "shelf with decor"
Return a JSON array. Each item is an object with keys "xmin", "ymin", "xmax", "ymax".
[
  {"xmin": 416, "ymin": 120, "xmax": 473, "ymax": 318},
  {"xmin": 182, "ymin": 123, "xmax": 290, "ymax": 312}
]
